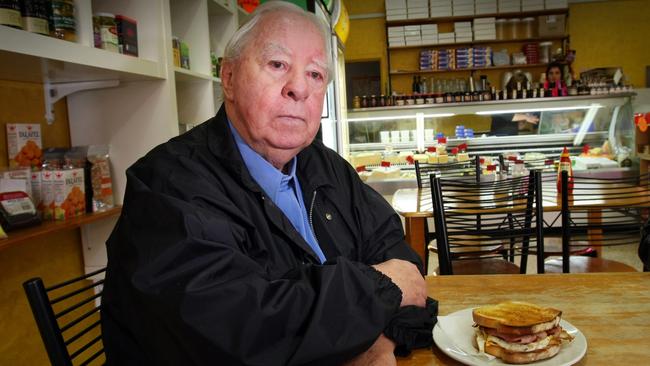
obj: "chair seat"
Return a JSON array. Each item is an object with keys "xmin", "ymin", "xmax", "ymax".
[
  {"xmin": 544, "ymin": 256, "xmax": 638, "ymax": 273},
  {"xmin": 531, "ymin": 237, "xmax": 597, "ymax": 258},
  {"xmin": 428, "ymin": 235, "xmax": 504, "ymax": 258},
  {"xmin": 434, "ymin": 258, "xmax": 521, "ymax": 275}
]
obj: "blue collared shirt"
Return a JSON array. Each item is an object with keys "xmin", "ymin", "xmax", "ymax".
[{"xmin": 228, "ymin": 121, "xmax": 326, "ymax": 263}]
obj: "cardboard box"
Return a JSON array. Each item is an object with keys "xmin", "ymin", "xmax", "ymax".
[
  {"xmin": 41, "ymin": 170, "xmax": 53, "ymax": 220},
  {"xmin": 116, "ymin": 15, "xmax": 138, "ymax": 57},
  {"xmin": 430, "ymin": 8, "xmax": 453, "ymax": 17},
  {"xmin": 474, "ymin": 17, "xmax": 496, "ymax": 24},
  {"xmin": 6, "ymin": 123, "xmax": 42, "ymax": 168},
  {"xmin": 538, "ymin": 14, "xmax": 566, "ymax": 36},
  {"xmin": 52, "ymin": 168, "xmax": 86, "ymax": 220},
  {"xmin": 386, "ymin": 0, "xmax": 407, "ymax": 9},
  {"xmin": 388, "ymin": 26, "xmax": 405, "ymax": 34},
  {"xmin": 407, "ymin": 0, "xmax": 429, "ymax": 6},
  {"xmin": 407, "ymin": 12, "xmax": 429, "ymax": 19},
  {"xmin": 30, "ymin": 170, "xmax": 42, "ymax": 211},
  {"xmin": 545, "ymin": 0, "xmax": 568, "ymax": 9},
  {"xmin": 387, "ymin": 9, "xmax": 408, "ymax": 15},
  {"xmin": 386, "ymin": 14, "xmax": 408, "ymax": 20}
]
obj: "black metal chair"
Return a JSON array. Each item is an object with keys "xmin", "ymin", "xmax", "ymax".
[
  {"xmin": 545, "ymin": 172, "xmax": 648, "ymax": 273},
  {"xmin": 430, "ymin": 170, "xmax": 545, "ymax": 275},
  {"xmin": 23, "ymin": 267, "xmax": 106, "ymax": 366},
  {"xmin": 415, "ymin": 157, "xmax": 482, "ymax": 272}
]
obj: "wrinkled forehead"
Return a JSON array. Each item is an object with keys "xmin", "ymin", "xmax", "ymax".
[{"xmin": 247, "ymin": 15, "xmax": 326, "ymax": 62}]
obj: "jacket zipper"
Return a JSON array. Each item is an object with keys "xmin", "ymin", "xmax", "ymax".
[{"xmin": 309, "ymin": 190, "xmax": 320, "ymax": 246}]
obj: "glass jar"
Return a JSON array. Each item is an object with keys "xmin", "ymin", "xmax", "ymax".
[
  {"xmin": 94, "ymin": 12, "xmax": 118, "ymax": 52},
  {"xmin": 495, "ymin": 19, "xmax": 506, "ymax": 40},
  {"xmin": 522, "ymin": 17, "xmax": 536, "ymax": 39},
  {"xmin": 352, "ymin": 96, "xmax": 361, "ymax": 109},
  {"xmin": 0, "ymin": 0, "xmax": 22, "ymax": 29},
  {"xmin": 51, "ymin": 0, "xmax": 76, "ymax": 42},
  {"xmin": 22, "ymin": 0, "xmax": 50, "ymax": 35},
  {"xmin": 539, "ymin": 41, "xmax": 552, "ymax": 64},
  {"xmin": 508, "ymin": 18, "xmax": 521, "ymax": 40},
  {"xmin": 361, "ymin": 95, "xmax": 368, "ymax": 108}
]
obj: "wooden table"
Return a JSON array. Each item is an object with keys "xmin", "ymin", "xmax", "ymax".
[
  {"xmin": 392, "ymin": 184, "xmax": 650, "ymax": 263},
  {"xmin": 397, "ymin": 272, "xmax": 650, "ymax": 365}
]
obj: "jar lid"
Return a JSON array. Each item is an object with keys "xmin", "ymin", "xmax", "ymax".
[
  {"xmin": 496, "ymin": 19, "xmax": 507, "ymax": 23},
  {"xmin": 508, "ymin": 18, "xmax": 521, "ymax": 22},
  {"xmin": 522, "ymin": 17, "xmax": 535, "ymax": 21},
  {"xmin": 539, "ymin": 41, "xmax": 553, "ymax": 46},
  {"xmin": 94, "ymin": 12, "xmax": 115, "ymax": 18}
]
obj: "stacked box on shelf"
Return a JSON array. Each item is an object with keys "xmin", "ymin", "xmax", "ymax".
[
  {"xmin": 521, "ymin": 0, "xmax": 544, "ymax": 11},
  {"xmin": 545, "ymin": 0, "xmax": 568, "ymax": 9},
  {"xmin": 405, "ymin": 25, "xmax": 422, "ymax": 46},
  {"xmin": 438, "ymin": 48, "xmax": 456, "ymax": 70},
  {"xmin": 407, "ymin": 0, "xmax": 429, "ymax": 19},
  {"xmin": 473, "ymin": 47, "xmax": 492, "ymax": 68},
  {"xmin": 430, "ymin": 0, "xmax": 453, "ymax": 18},
  {"xmin": 452, "ymin": 0, "xmax": 474, "ymax": 16},
  {"xmin": 454, "ymin": 21, "xmax": 473, "ymax": 42},
  {"xmin": 388, "ymin": 26, "xmax": 406, "ymax": 47},
  {"xmin": 386, "ymin": 0, "xmax": 407, "ymax": 20},
  {"xmin": 498, "ymin": 0, "xmax": 521, "ymax": 13},
  {"xmin": 522, "ymin": 43, "xmax": 539, "ymax": 64},
  {"xmin": 473, "ymin": 17, "xmax": 496, "ymax": 40},
  {"xmin": 438, "ymin": 31, "xmax": 455, "ymax": 44},
  {"xmin": 456, "ymin": 47, "xmax": 472, "ymax": 69},
  {"xmin": 475, "ymin": 0, "xmax": 497, "ymax": 14},
  {"xmin": 421, "ymin": 24, "xmax": 439, "ymax": 45},
  {"xmin": 420, "ymin": 49, "xmax": 435, "ymax": 70}
]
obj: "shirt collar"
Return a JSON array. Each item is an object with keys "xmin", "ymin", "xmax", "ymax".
[{"xmin": 228, "ymin": 120, "xmax": 298, "ymax": 201}]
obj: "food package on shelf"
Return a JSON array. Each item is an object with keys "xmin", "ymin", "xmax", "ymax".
[{"xmin": 6, "ymin": 123, "xmax": 42, "ymax": 168}]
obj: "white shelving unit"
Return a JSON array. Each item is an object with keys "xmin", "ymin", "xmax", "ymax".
[{"xmin": 0, "ymin": 0, "xmax": 245, "ymax": 271}]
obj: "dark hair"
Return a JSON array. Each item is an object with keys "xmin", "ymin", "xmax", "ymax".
[{"xmin": 546, "ymin": 62, "xmax": 564, "ymax": 78}]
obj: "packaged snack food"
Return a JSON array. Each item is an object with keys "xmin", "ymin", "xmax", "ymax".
[
  {"xmin": 41, "ymin": 148, "xmax": 66, "ymax": 220},
  {"xmin": 0, "ymin": 191, "xmax": 41, "ymax": 231},
  {"xmin": 87, "ymin": 145, "xmax": 114, "ymax": 212},
  {"xmin": 52, "ymin": 168, "xmax": 85, "ymax": 220},
  {"xmin": 6, "ymin": 123, "xmax": 42, "ymax": 168}
]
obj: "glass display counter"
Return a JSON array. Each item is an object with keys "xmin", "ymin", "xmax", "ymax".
[{"xmin": 343, "ymin": 93, "xmax": 637, "ymax": 194}]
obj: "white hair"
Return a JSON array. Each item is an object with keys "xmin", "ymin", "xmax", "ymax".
[{"xmin": 223, "ymin": 1, "xmax": 333, "ymax": 82}]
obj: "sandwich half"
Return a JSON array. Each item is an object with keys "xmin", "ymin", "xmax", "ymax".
[{"xmin": 472, "ymin": 301, "xmax": 573, "ymax": 364}]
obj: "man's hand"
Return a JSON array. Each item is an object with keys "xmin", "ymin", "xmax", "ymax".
[
  {"xmin": 373, "ymin": 259, "xmax": 426, "ymax": 308},
  {"xmin": 343, "ymin": 334, "xmax": 397, "ymax": 366}
]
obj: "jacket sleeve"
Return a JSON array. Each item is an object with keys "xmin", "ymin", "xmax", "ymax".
[{"xmin": 105, "ymin": 169, "xmax": 403, "ymax": 366}]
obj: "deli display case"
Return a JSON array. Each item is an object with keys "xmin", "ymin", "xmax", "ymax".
[{"xmin": 343, "ymin": 93, "xmax": 639, "ymax": 195}]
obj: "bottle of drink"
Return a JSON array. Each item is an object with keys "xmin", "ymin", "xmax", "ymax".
[{"xmin": 557, "ymin": 147, "xmax": 574, "ymax": 193}]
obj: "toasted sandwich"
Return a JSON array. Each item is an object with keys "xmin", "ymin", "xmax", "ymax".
[{"xmin": 472, "ymin": 301, "xmax": 573, "ymax": 364}]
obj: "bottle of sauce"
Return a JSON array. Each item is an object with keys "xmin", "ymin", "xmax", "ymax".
[
  {"xmin": 0, "ymin": 0, "xmax": 22, "ymax": 29},
  {"xmin": 556, "ymin": 147, "xmax": 574, "ymax": 193}
]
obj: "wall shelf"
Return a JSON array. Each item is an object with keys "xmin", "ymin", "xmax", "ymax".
[
  {"xmin": 386, "ymin": 9, "xmax": 568, "ymax": 26},
  {"xmin": 208, "ymin": 0, "xmax": 234, "ymax": 16},
  {"xmin": 390, "ymin": 63, "xmax": 548, "ymax": 75},
  {"xmin": 0, "ymin": 207, "xmax": 122, "ymax": 252},
  {"xmin": 174, "ymin": 67, "xmax": 215, "ymax": 83},
  {"xmin": 389, "ymin": 36, "xmax": 568, "ymax": 50},
  {"xmin": 0, "ymin": 26, "xmax": 165, "ymax": 83}
]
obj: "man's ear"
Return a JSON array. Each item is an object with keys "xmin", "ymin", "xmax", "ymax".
[{"xmin": 220, "ymin": 61, "xmax": 235, "ymax": 101}]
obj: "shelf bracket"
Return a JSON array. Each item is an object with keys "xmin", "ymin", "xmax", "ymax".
[{"xmin": 43, "ymin": 80, "xmax": 119, "ymax": 124}]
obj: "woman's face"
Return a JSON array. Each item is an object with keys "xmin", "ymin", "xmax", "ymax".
[{"xmin": 548, "ymin": 67, "xmax": 562, "ymax": 83}]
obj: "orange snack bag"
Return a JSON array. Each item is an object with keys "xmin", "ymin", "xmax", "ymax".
[{"xmin": 53, "ymin": 168, "xmax": 85, "ymax": 220}]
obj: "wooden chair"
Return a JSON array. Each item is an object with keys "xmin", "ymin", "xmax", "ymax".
[
  {"xmin": 23, "ymin": 268, "xmax": 106, "ymax": 366},
  {"xmin": 545, "ymin": 172, "xmax": 648, "ymax": 273},
  {"xmin": 430, "ymin": 170, "xmax": 545, "ymax": 275}
]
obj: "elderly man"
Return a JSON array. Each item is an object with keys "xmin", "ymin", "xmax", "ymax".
[{"xmin": 102, "ymin": 2, "xmax": 433, "ymax": 365}]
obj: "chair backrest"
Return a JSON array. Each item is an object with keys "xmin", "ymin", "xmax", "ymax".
[
  {"xmin": 23, "ymin": 267, "xmax": 106, "ymax": 366},
  {"xmin": 415, "ymin": 156, "xmax": 480, "ymax": 189},
  {"xmin": 559, "ymin": 172, "xmax": 650, "ymax": 273},
  {"xmin": 430, "ymin": 170, "xmax": 545, "ymax": 275}
]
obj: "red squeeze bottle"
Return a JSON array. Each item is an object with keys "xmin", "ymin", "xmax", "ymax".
[{"xmin": 557, "ymin": 147, "xmax": 574, "ymax": 193}]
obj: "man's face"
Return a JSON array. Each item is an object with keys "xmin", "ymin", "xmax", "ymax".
[{"xmin": 222, "ymin": 15, "xmax": 328, "ymax": 166}]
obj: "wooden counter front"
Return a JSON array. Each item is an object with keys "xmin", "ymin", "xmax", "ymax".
[{"xmin": 397, "ymin": 272, "xmax": 650, "ymax": 365}]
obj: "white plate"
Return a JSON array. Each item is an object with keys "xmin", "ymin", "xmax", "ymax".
[{"xmin": 433, "ymin": 308, "xmax": 587, "ymax": 366}]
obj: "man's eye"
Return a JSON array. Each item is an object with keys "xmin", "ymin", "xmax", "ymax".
[
  {"xmin": 270, "ymin": 61, "xmax": 284, "ymax": 69},
  {"xmin": 310, "ymin": 71, "xmax": 323, "ymax": 80}
]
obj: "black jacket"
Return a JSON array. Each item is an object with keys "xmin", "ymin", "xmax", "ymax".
[{"xmin": 101, "ymin": 106, "xmax": 425, "ymax": 365}]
